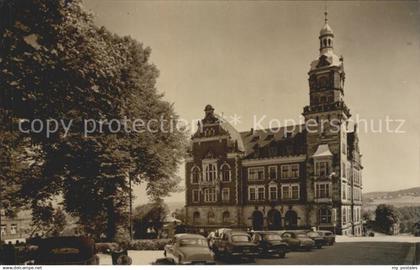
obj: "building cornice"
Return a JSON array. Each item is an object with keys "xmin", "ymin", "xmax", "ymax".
[{"xmin": 242, "ymin": 155, "xmax": 306, "ymax": 166}]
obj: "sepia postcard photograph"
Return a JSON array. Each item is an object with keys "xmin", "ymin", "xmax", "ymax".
[{"xmin": 0, "ymin": 0, "xmax": 419, "ymax": 268}]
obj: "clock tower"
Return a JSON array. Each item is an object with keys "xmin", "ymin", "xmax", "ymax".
[{"xmin": 303, "ymin": 12, "xmax": 354, "ymax": 235}]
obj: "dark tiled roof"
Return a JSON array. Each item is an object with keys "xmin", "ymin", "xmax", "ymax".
[{"xmin": 239, "ymin": 124, "xmax": 307, "ymax": 158}]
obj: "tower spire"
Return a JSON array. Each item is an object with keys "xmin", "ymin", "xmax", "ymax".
[
  {"xmin": 319, "ymin": 9, "xmax": 334, "ymax": 53},
  {"xmin": 324, "ymin": 4, "xmax": 328, "ymax": 23}
]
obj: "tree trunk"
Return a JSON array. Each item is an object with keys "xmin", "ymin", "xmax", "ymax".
[{"xmin": 106, "ymin": 199, "xmax": 116, "ymax": 241}]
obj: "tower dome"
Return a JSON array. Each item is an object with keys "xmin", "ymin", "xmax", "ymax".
[
  {"xmin": 320, "ymin": 22, "xmax": 334, "ymax": 37},
  {"xmin": 318, "ymin": 11, "xmax": 334, "ymax": 54}
]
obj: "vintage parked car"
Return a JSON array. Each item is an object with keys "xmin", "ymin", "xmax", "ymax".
[
  {"xmin": 251, "ymin": 231, "xmax": 289, "ymax": 258},
  {"xmin": 317, "ymin": 230, "xmax": 336, "ymax": 245},
  {"xmin": 280, "ymin": 231, "xmax": 314, "ymax": 251},
  {"xmin": 164, "ymin": 233, "xmax": 215, "ymax": 265},
  {"xmin": 212, "ymin": 229, "xmax": 258, "ymax": 260},
  {"xmin": 414, "ymin": 222, "xmax": 420, "ymax": 237},
  {"xmin": 304, "ymin": 231, "xmax": 327, "ymax": 249},
  {"xmin": 31, "ymin": 236, "xmax": 100, "ymax": 265}
]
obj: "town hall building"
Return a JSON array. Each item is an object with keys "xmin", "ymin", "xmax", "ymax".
[{"xmin": 184, "ymin": 14, "xmax": 363, "ymax": 236}]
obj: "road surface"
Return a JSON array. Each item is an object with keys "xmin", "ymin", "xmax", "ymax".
[{"xmin": 98, "ymin": 241, "xmax": 418, "ymax": 265}]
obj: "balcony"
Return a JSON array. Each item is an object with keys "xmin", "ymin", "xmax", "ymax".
[{"xmin": 303, "ymin": 101, "xmax": 351, "ymax": 117}]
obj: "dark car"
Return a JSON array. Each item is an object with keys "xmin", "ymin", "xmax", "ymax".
[
  {"xmin": 317, "ymin": 230, "xmax": 336, "ymax": 245},
  {"xmin": 32, "ymin": 236, "xmax": 99, "ymax": 265},
  {"xmin": 414, "ymin": 223, "xmax": 420, "ymax": 237},
  {"xmin": 305, "ymin": 231, "xmax": 327, "ymax": 249},
  {"xmin": 281, "ymin": 231, "xmax": 314, "ymax": 251},
  {"xmin": 251, "ymin": 231, "xmax": 289, "ymax": 258},
  {"xmin": 212, "ymin": 229, "xmax": 258, "ymax": 260},
  {"xmin": 164, "ymin": 233, "xmax": 215, "ymax": 265}
]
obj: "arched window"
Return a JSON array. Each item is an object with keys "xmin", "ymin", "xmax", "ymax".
[
  {"xmin": 191, "ymin": 166, "xmax": 200, "ymax": 184},
  {"xmin": 319, "ymin": 208, "xmax": 332, "ymax": 224},
  {"xmin": 328, "ymin": 39, "xmax": 331, "ymax": 47},
  {"xmin": 193, "ymin": 211, "xmax": 200, "ymax": 224},
  {"xmin": 205, "ymin": 163, "xmax": 217, "ymax": 182},
  {"xmin": 220, "ymin": 163, "xmax": 231, "ymax": 182},
  {"xmin": 323, "ymin": 39, "xmax": 327, "ymax": 47},
  {"xmin": 208, "ymin": 211, "xmax": 215, "ymax": 224},
  {"xmin": 284, "ymin": 210, "xmax": 298, "ymax": 229},
  {"xmin": 222, "ymin": 211, "xmax": 230, "ymax": 224}
]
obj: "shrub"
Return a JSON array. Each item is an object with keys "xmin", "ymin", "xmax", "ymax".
[{"xmin": 127, "ymin": 239, "xmax": 171, "ymax": 250}]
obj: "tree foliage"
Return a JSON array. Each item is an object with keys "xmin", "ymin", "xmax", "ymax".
[
  {"xmin": 132, "ymin": 200, "xmax": 169, "ymax": 239},
  {"xmin": 396, "ymin": 206, "xmax": 420, "ymax": 234},
  {"xmin": 0, "ymin": 0, "xmax": 186, "ymax": 240},
  {"xmin": 374, "ymin": 204, "xmax": 399, "ymax": 234}
]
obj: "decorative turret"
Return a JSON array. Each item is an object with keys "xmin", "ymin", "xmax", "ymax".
[{"xmin": 319, "ymin": 11, "xmax": 334, "ymax": 54}]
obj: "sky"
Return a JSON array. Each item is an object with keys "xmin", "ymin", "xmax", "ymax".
[{"xmin": 83, "ymin": 0, "xmax": 420, "ymax": 205}]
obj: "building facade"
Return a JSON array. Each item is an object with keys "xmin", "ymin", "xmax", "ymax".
[
  {"xmin": 184, "ymin": 16, "xmax": 363, "ymax": 236},
  {"xmin": 0, "ymin": 209, "xmax": 32, "ymax": 243}
]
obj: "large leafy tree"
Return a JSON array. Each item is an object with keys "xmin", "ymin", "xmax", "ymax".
[
  {"xmin": 0, "ymin": 0, "xmax": 186, "ymax": 240},
  {"xmin": 375, "ymin": 204, "xmax": 400, "ymax": 234}
]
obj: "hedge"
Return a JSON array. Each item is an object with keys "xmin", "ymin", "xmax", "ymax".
[{"xmin": 127, "ymin": 239, "xmax": 171, "ymax": 250}]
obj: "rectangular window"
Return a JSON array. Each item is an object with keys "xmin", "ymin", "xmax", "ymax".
[
  {"xmin": 268, "ymin": 166, "xmax": 277, "ymax": 180},
  {"xmin": 269, "ymin": 186, "xmax": 278, "ymax": 200},
  {"xmin": 342, "ymin": 162, "xmax": 346, "ymax": 178},
  {"xmin": 222, "ymin": 188, "xmax": 230, "ymax": 201},
  {"xmin": 291, "ymin": 185, "xmax": 299, "ymax": 200},
  {"xmin": 204, "ymin": 163, "xmax": 217, "ymax": 182},
  {"xmin": 315, "ymin": 161, "xmax": 329, "ymax": 177},
  {"xmin": 248, "ymin": 167, "xmax": 264, "ymax": 181},
  {"xmin": 10, "ymin": 224, "xmax": 17, "ymax": 235},
  {"xmin": 281, "ymin": 165, "xmax": 289, "ymax": 179},
  {"xmin": 319, "ymin": 208, "xmax": 332, "ymax": 224},
  {"xmin": 280, "ymin": 164, "xmax": 300, "ymax": 179},
  {"xmin": 258, "ymin": 187, "xmax": 265, "ymax": 200},
  {"xmin": 204, "ymin": 188, "xmax": 216, "ymax": 202},
  {"xmin": 282, "ymin": 186, "xmax": 290, "ymax": 200},
  {"xmin": 281, "ymin": 184, "xmax": 300, "ymax": 200},
  {"xmin": 291, "ymin": 164, "xmax": 299, "ymax": 178},
  {"xmin": 192, "ymin": 189, "xmax": 200, "ymax": 203},
  {"xmin": 342, "ymin": 207, "xmax": 347, "ymax": 225},
  {"xmin": 249, "ymin": 186, "xmax": 264, "ymax": 201},
  {"xmin": 0, "ymin": 225, "xmax": 6, "ymax": 236},
  {"xmin": 342, "ymin": 183, "xmax": 346, "ymax": 200},
  {"xmin": 249, "ymin": 187, "xmax": 256, "ymax": 201},
  {"xmin": 316, "ymin": 183, "xmax": 330, "ymax": 198}
]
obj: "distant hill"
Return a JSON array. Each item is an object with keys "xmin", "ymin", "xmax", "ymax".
[{"xmin": 363, "ymin": 187, "xmax": 420, "ymax": 210}]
